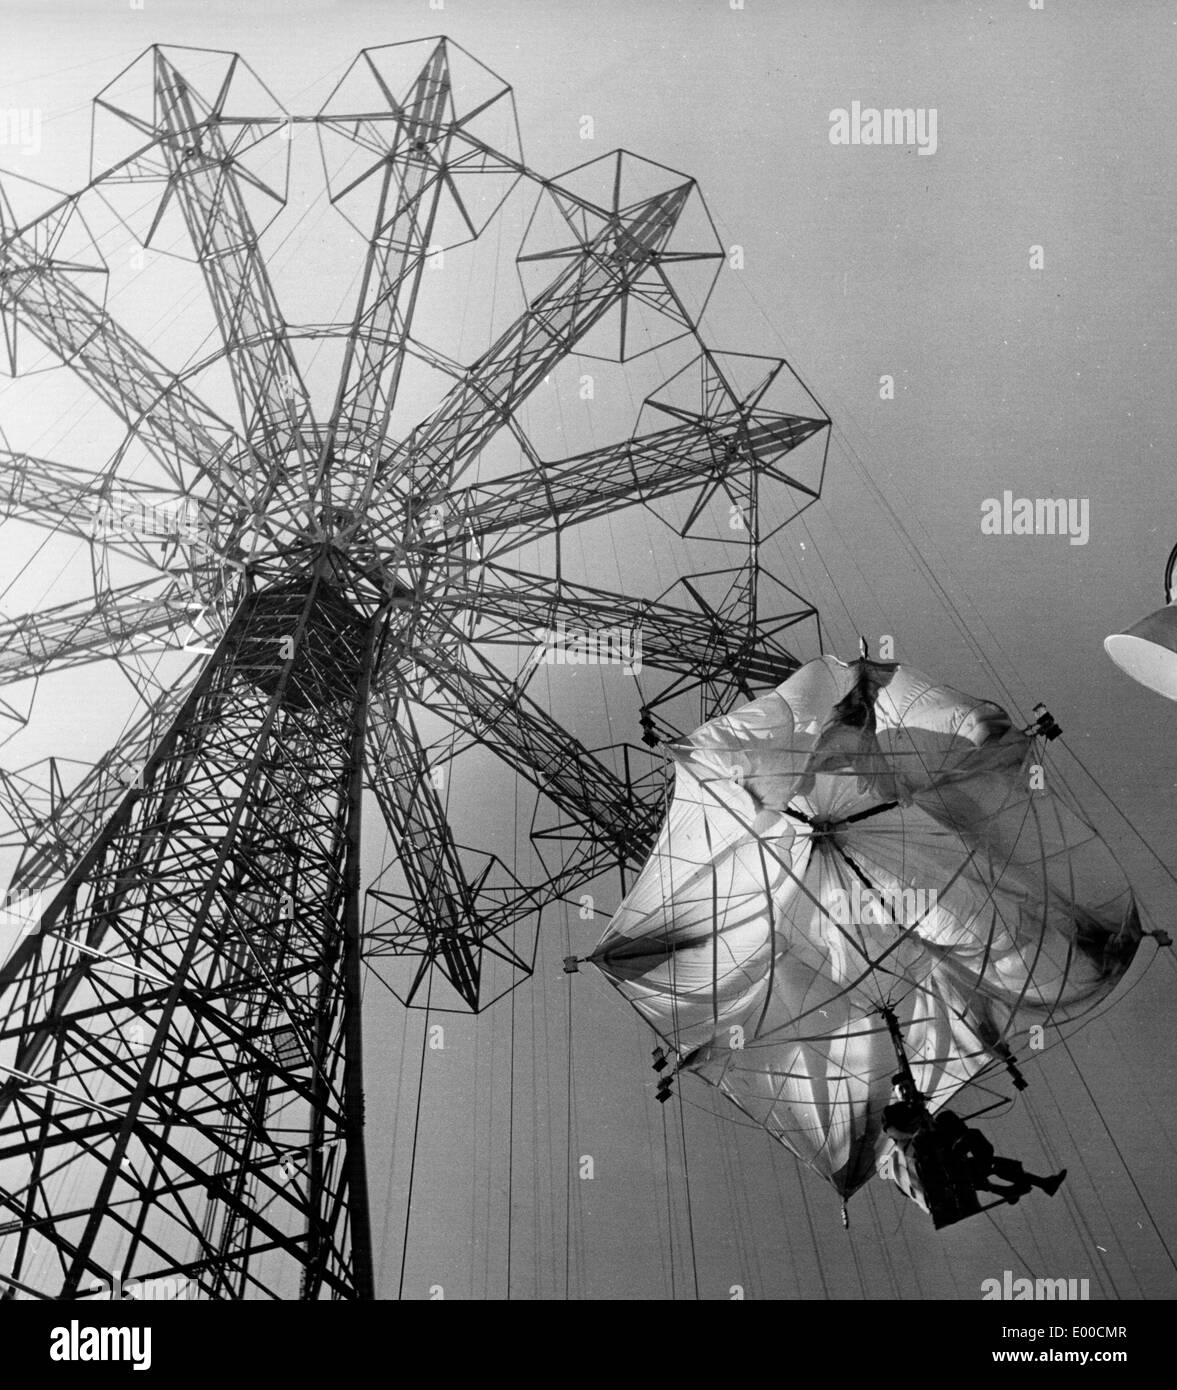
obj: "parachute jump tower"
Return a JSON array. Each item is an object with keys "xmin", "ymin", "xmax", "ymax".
[{"xmin": 0, "ymin": 40, "xmax": 829, "ymax": 1298}]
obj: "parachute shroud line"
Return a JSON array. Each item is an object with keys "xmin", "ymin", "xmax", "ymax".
[{"xmin": 591, "ymin": 654, "xmax": 1143, "ymax": 1213}]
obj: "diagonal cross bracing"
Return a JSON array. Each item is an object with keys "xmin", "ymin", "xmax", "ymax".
[{"xmin": 0, "ymin": 561, "xmax": 379, "ymax": 1299}]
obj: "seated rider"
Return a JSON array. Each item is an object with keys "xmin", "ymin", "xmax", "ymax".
[
  {"xmin": 932, "ymin": 1110, "xmax": 1066, "ymax": 1204},
  {"xmin": 881, "ymin": 1098, "xmax": 929, "ymax": 1144}
]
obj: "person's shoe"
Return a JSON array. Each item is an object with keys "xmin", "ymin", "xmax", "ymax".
[{"xmin": 1041, "ymin": 1170, "xmax": 1067, "ymax": 1197}]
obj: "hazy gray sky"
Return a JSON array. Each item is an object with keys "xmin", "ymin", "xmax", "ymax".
[{"xmin": 2, "ymin": 0, "xmax": 1176, "ymax": 1300}]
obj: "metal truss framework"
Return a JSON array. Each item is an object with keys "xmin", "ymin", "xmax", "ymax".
[{"xmin": 0, "ymin": 38, "xmax": 828, "ymax": 1299}]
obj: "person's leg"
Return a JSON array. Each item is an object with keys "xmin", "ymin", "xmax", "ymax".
[
  {"xmin": 989, "ymin": 1157, "xmax": 1033, "ymax": 1197},
  {"xmin": 990, "ymin": 1157, "xmax": 1024, "ymax": 1181},
  {"xmin": 1023, "ymin": 1168, "xmax": 1067, "ymax": 1194},
  {"xmin": 992, "ymin": 1156, "xmax": 1065, "ymax": 1196},
  {"xmin": 971, "ymin": 1159, "xmax": 1020, "ymax": 1196},
  {"xmin": 975, "ymin": 1178, "xmax": 1023, "ymax": 1205}
]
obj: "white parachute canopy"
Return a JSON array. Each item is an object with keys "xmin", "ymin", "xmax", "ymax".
[{"xmin": 591, "ymin": 657, "xmax": 1141, "ymax": 1199}]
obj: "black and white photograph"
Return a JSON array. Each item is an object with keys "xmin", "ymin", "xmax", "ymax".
[{"xmin": 0, "ymin": 0, "xmax": 1173, "ymax": 1353}]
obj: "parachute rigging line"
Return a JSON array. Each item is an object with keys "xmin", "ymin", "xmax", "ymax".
[
  {"xmin": 957, "ymin": 1093, "xmax": 1017, "ymax": 1125},
  {"xmin": 709, "ymin": 209, "xmax": 1015, "ymax": 694},
  {"xmin": 872, "ymin": 690, "xmax": 1112, "ymax": 1111},
  {"xmin": 763, "ymin": 1141, "xmax": 808, "ymax": 1298},
  {"xmin": 844, "ymin": 1205, "xmax": 871, "ymax": 1294},
  {"xmin": 1061, "ymin": 1034, "xmax": 1177, "ymax": 1282},
  {"xmin": 674, "ymin": 1074, "xmax": 702, "ymax": 1300},
  {"xmin": 592, "ymin": 217, "xmax": 1156, "ymax": 1266},
  {"xmin": 1055, "ymin": 735, "xmax": 1177, "ymax": 899},
  {"xmin": 506, "ymin": 920, "xmax": 517, "ymax": 1299},
  {"xmin": 659, "ymin": 773, "xmax": 702, "ymax": 1300},
  {"xmin": 396, "ymin": 969, "xmax": 433, "ymax": 1302},
  {"xmin": 981, "ymin": 1208, "xmax": 1040, "ymax": 1285},
  {"xmin": 863, "ymin": 1183, "xmax": 914, "ymax": 1298},
  {"xmin": 640, "ymin": 1032, "xmax": 677, "ymax": 1297},
  {"xmin": 713, "ymin": 189, "xmax": 1173, "ymax": 992},
  {"xmin": 794, "ymin": 498, "xmax": 885, "ymax": 649},
  {"xmin": 1102, "ymin": 1014, "xmax": 1177, "ymax": 1163},
  {"xmin": 1011, "ymin": 1085, "xmax": 1083, "ymax": 1281},
  {"xmin": 1024, "ymin": 1081, "xmax": 1129, "ymax": 1300},
  {"xmin": 564, "ymin": 937, "xmax": 574, "ymax": 1301},
  {"xmin": 536, "ymin": 928, "xmax": 560, "ymax": 1294},
  {"xmin": 660, "ymin": 1097, "xmax": 678, "ymax": 1299},
  {"xmin": 377, "ymin": 997, "xmax": 412, "ymax": 1289},
  {"xmin": 593, "ymin": 652, "xmax": 1141, "ymax": 1243},
  {"xmin": 714, "ymin": 1104, "xmax": 771, "ymax": 1296},
  {"xmin": 503, "ymin": 758, "xmax": 524, "ymax": 1301},
  {"xmin": 794, "ymin": 1165, "xmax": 831, "ymax": 1299},
  {"xmin": 827, "ymin": 426, "xmax": 1172, "ymax": 997}
]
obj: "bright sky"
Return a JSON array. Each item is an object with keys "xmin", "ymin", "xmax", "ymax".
[{"xmin": 2, "ymin": 0, "xmax": 1176, "ymax": 1300}]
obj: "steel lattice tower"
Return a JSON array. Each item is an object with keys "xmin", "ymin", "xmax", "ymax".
[{"xmin": 0, "ymin": 38, "xmax": 828, "ymax": 1298}]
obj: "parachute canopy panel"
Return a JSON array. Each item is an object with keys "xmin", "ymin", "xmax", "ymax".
[{"xmin": 590, "ymin": 656, "xmax": 1142, "ymax": 1199}]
